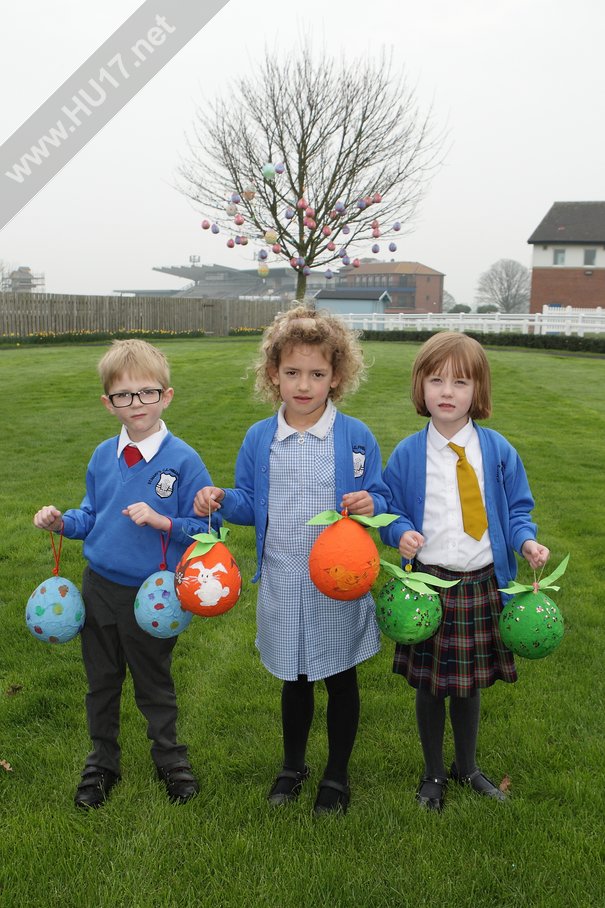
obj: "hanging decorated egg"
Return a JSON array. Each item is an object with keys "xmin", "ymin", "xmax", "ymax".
[
  {"xmin": 372, "ymin": 244, "xmax": 380, "ymax": 254},
  {"xmin": 352, "ymin": 258, "xmax": 360, "ymax": 268},
  {"xmin": 303, "ymin": 265, "xmax": 311, "ymax": 275},
  {"xmin": 297, "ymin": 197, "xmax": 308, "ymax": 209},
  {"xmin": 374, "ymin": 561, "xmax": 458, "ymax": 644},
  {"xmin": 357, "ymin": 199, "xmax": 367, "ymax": 210},
  {"xmin": 342, "ymin": 225, "xmax": 351, "ymax": 235},
  {"xmin": 262, "ymin": 162, "xmax": 276, "ymax": 181},
  {"xmin": 230, "ymin": 191, "xmax": 241, "ymax": 204},
  {"xmin": 240, "ymin": 236, "xmax": 249, "ymax": 246},
  {"xmin": 306, "ymin": 511, "xmax": 398, "ymax": 602},
  {"xmin": 322, "ymin": 226, "xmax": 332, "ymax": 237},
  {"xmin": 201, "ymin": 219, "xmax": 210, "ymax": 230},
  {"xmin": 497, "ymin": 555, "xmax": 569, "ymax": 660},
  {"xmin": 305, "ymin": 207, "xmax": 315, "ymax": 218},
  {"xmin": 174, "ymin": 530, "xmax": 241, "ymax": 617},
  {"xmin": 275, "ymin": 162, "xmax": 285, "ymax": 174},
  {"xmin": 334, "ymin": 200, "xmax": 346, "ymax": 213},
  {"xmin": 234, "ymin": 213, "xmax": 245, "ymax": 226},
  {"xmin": 373, "ymin": 192, "xmax": 382, "ymax": 204},
  {"xmin": 26, "ymin": 576, "xmax": 85, "ymax": 644},
  {"xmin": 258, "ymin": 263, "xmax": 270, "ymax": 277},
  {"xmin": 342, "ymin": 255, "xmax": 351, "ymax": 265},
  {"xmin": 271, "ymin": 243, "xmax": 281, "ymax": 254},
  {"xmin": 499, "ymin": 592, "xmax": 564, "ymax": 660},
  {"xmin": 211, "ymin": 224, "xmax": 220, "ymax": 234},
  {"xmin": 258, "ymin": 248, "xmax": 268, "ymax": 260},
  {"xmin": 389, "ymin": 242, "xmax": 397, "ymax": 252},
  {"xmin": 285, "ymin": 207, "xmax": 295, "ymax": 219},
  {"xmin": 264, "ymin": 229, "xmax": 278, "ymax": 244},
  {"xmin": 134, "ymin": 571, "xmax": 193, "ymax": 639},
  {"xmin": 226, "ymin": 202, "xmax": 237, "ymax": 217},
  {"xmin": 393, "ymin": 221, "xmax": 401, "ymax": 231},
  {"xmin": 327, "ymin": 241, "xmax": 336, "ymax": 251},
  {"xmin": 375, "ymin": 580, "xmax": 442, "ymax": 645},
  {"xmin": 372, "ymin": 228, "xmax": 381, "ymax": 238},
  {"xmin": 243, "ymin": 184, "xmax": 256, "ymax": 201},
  {"xmin": 325, "ymin": 269, "xmax": 334, "ymax": 279}
]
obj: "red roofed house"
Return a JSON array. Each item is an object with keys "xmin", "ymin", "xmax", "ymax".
[
  {"xmin": 527, "ymin": 201, "xmax": 605, "ymax": 312},
  {"xmin": 335, "ymin": 261, "xmax": 444, "ymax": 313}
]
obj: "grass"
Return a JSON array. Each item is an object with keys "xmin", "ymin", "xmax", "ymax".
[{"xmin": 0, "ymin": 338, "xmax": 604, "ymax": 908}]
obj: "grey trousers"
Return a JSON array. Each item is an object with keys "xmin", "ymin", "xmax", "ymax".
[{"xmin": 80, "ymin": 566, "xmax": 189, "ymax": 775}]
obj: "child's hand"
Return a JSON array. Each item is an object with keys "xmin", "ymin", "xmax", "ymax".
[
  {"xmin": 521, "ymin": 540, "xmax": 550, "ymax": 570},
  {"xmin": 122, "ymin": 502, "xmax": 171, "ymax": 532},
  {"xmin": 194, "ymin": 486, "xmax": 225, "ymax": 516},
  {"xmin": 398, "ymin": 530, "xmax": 425, "ymax": 560},
  {"xmin": 33, "ymin": 506, "xmax": 63, "ymax": 532},
  {"xmin": 341, "ymin": 491, "xmax": 374, "ymax": 517}
]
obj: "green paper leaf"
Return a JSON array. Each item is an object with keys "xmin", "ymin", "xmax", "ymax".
[
  {"xmin": 379, "ymin": 559, "xmax": 460, "ymax": 594},
  {"xmin": 306, "ymin": 510, "xmax": 343, "ymax": 526},
  {"xmin": 349, "ymin": 513, "xmax": 400, "ymax": 528},
  {"xmin": 188, "ymin": 527, "xmax": 230, "ymax": 558},
  {"xmin": 498, "ymin": 553, "xmax": 570, "ymax": 595}
]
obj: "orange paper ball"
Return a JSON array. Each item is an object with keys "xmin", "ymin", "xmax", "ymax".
[
  {"xmin": 174, "ymin": 540, "xmax": 241, "ymax": 617},
  {"xmin": 309, "ymin": 516, "xmax": 380, "ymax": 601}
]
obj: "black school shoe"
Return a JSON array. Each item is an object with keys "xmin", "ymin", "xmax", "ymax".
[
  {"xmin": 157, "ymin": 763, "xmax": 200, "ymax": 804},
  {"xmin": 267, "ymin": 765, "xmax": 311, "ymax": 806},
  {"xmin": 416, "ymin": 775, "xmax": 448, "ymax": 812},
  {"xmin": 74, "ymin": 765, "xmax": 120, "ymax": 809},
  {"xmin": 313, "ymin": 778, "xmax": 350, "ymax": 815},
  {"xmin": 450, "ymin": 762, "xmax": 506, "ymax": 801}
]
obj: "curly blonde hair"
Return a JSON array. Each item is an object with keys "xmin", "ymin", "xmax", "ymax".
[{"xmin": 254, "ymin": 304, "xmax": 366, "ymax": 406}]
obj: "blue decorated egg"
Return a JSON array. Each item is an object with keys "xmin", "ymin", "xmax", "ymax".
[
  {"xmin": 134, "ymin": 571, "xmax": 193, "ymax": 638},
  {"xmin": 26, "ymin": 576, "xmax": 85, "ymax": 644}
]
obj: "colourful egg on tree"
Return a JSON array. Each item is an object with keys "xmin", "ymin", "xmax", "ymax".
[
  {"xmin": 134, "ymin": 571, "xmax": 193, "ymax": 638},
  {"xmin": 174, "ymin": 531, "xmax": 241, "ymax": 617},
  {"xmin": 26, "ymin": 576, "xmax": 85, "ymax": 644}
]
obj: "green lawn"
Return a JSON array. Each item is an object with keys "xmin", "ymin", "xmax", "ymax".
[{"xmin": 1, "ymin": 339, "xmax": 604, "ymax": 908}]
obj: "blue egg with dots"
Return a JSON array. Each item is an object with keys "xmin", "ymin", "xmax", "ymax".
[
  {"xmin": 134, "ymin": 571, "xmax": 193, "ymax": 638},
  {"xmin": 26, "ymin": 576, "xmax": 85, "ymax": 644}
]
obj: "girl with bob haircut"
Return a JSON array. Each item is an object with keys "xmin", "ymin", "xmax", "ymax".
[
  {"xmin": 380, "ymin": 331, "xmax": 550, "ymax": 812},
  {"xmin": 195, "ymin": 305, "xmax": 390, "ymax": 816}
]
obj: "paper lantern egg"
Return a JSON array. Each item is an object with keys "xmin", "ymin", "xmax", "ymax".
[
  {"xmin": 175, "ymin": 541, "xmax": 241, "ymax": 617},
  {"xmin": 309, "ymin": 515, "xmax": 380, "ymax": 601},
  {"xmin": 134, "ymin": 571, "xmax": 193, "ymax": 639},
  {"xmin": 375, "ymin": 578, "xmax": 442, "ymax": 644},
  {"xmin": 499, "ymin": 591, "xmax": 564, "ymax": 659},
  {"xmin": 26, "ymin": 576, "xmax": 85, "ymax": 644}
]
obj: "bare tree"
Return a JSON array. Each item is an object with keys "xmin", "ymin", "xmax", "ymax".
[
  {"xmin": 475, "ymin": 259, "xmax": 530, "ymax": 313},
  {"xmin": 179, "ymin": 47, "xmax": 442, "ymax": 299},
  {"xmin": 443, "ymin": 290, "xmax": 456, "ymax": 311}
]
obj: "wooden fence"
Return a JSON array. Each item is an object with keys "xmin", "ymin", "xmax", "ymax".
[{"xmin": 0, "ymin": 293, "xmax": 283, "ymax": 338}]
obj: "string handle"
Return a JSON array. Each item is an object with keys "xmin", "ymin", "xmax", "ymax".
[
  {"xmin": 159, "ymin": 520, "xmax": 172, "ymax": 571},
  {"xmin": 49, "ymin": 525, "xmax": 64, "ymax": 576}
]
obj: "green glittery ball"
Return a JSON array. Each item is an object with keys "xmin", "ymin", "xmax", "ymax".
[
  {"xmin": 499, "ymin": 590, "xmax": 564, "ymax": 660},
  {"xmin": 375, "ymin": 578, "xmax": 443, "ymax": 645}
]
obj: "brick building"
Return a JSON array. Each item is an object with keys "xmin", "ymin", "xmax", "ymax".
[
  {"xmin": 335, "ymin": 261, "xmax": 444, "ymax": 313},
  {"xmin": 527, "ymin": 201, "xmax": 605, "ymax": 312}
]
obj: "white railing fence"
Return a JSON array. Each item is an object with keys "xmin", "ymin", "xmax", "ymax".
[{"xmin": 340, "ymin": 306, "xmax": 605, "ymax": 336}]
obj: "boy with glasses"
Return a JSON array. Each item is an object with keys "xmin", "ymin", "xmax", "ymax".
[{"xmin": 33, "ymin": 339, "xmax": 219, "ymax": 808}]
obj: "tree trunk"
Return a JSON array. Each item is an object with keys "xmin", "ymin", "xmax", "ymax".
[{"xmin": 295, "ymin": 271, "xmax": 307, "ymax": 301}]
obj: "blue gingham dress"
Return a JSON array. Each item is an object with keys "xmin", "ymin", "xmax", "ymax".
[{"xmin": 256, "ymin": 425, "xmax": 381, "ymax": 682}]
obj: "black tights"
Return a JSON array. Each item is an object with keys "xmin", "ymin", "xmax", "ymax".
[
  {"xmin": 281, "ymin": 667, "xmax": 359, "ymax": 784},
  {"xmin": 415, "ymin": 687, "xmax": 481, "ymax": 778}
]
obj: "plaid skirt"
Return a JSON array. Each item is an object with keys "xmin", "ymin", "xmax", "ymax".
[{"xmin": 392, "ymin": 562, "xmax": 517, "ymax": 698}]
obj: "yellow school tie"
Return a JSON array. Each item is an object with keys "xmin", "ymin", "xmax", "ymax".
[{"xmin": 448, "ymin": 443, "xmax": 488, "ymax": 540}]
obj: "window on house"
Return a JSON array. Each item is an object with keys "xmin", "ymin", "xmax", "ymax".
[
  {"xmin": 553, "ymin": 249, "xmax": 565, "ymax": 265},
  {"xmin": 584, "ymin": 249, "xmax": 597, "ymax": 266}
]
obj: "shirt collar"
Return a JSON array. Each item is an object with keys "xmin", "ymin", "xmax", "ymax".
[
  {"xmin": 117, "ymin": 420, "xmax": 168, "ymax": 461},
  {"xmin": 428, "ymin": 417, "xmax": 474, "ymax": 451},
  {"xmin": 275, "ymin": 399, "xmax": 336, "ymax": 440}
]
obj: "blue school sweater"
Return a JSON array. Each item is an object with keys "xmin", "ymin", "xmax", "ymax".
[{"xmin": 61, "ymin": 432, "xmax": 219, "ymax": 586}]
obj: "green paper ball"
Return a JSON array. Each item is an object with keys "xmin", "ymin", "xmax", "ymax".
[
  {"xmin": 499, "ymin": 590, "xmax": 564, "ymax": 660},
  {"xmin": 375, "ymin": 578, "xmax": 442, "ymax": 645}
]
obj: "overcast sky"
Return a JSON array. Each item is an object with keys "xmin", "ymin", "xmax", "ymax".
[{"xmin": 1, "ymin": 0, "xmax": 603, "ymax": 305}]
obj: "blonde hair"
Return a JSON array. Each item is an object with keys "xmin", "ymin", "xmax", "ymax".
[
  {"xmin": 97, "ymin": 339, "xmax": 171, "ymax": 393},
  {"xmin": 254, "ymin": 304, "xmax": 366, "ymax": 405},
  {"xmin": 411, "ymin": 332, "xmax": 492, "ymax": 419}
]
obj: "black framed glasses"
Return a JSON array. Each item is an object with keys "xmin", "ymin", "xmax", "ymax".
[{"xmin": 108, "ymin": 389, "xmax": 163, "ymax": 408}]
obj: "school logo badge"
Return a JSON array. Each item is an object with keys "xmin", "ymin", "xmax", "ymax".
[
  {"xmin": 352, "ymin": 445, "xmax": 366, "ymax": 478},
  {"xmin": 155, "ymin": 470, "xmax": 177, "ymax": 499}
]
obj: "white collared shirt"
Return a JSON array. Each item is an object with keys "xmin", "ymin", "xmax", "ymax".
[
  {"xmin": 117, "ymin": 420, "xmax": 168, "ymax": 462},
  {"xmin": 418, "ymin": 418, "xmax": 493, "ymax": 571},
  {"xmin": 275, "ymin": 398, "xmax": 337, "ymax": 441}
]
